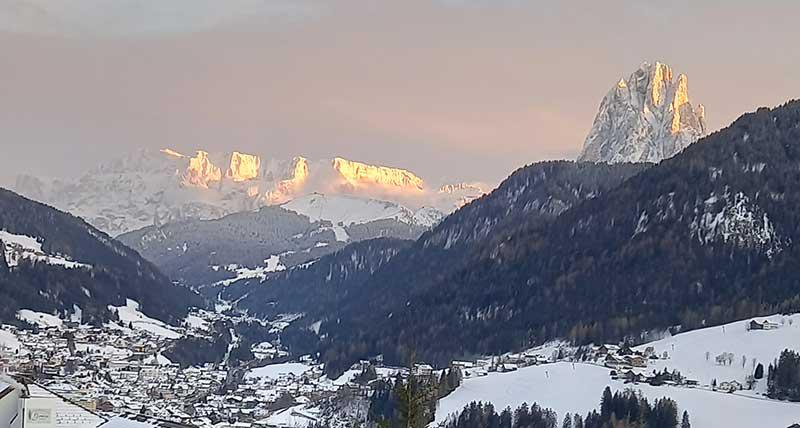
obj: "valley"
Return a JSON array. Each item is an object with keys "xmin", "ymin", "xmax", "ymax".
[{"xmin": 1, "ymin": 11, "xmax": 799, "ymax": 426}]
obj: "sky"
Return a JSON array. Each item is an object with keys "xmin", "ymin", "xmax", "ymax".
[{"xmin": 1, "ymin": 0, "xmax": 799, "ymax": 188}]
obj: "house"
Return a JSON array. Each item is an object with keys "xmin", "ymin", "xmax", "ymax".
[
  {"xmin": 412, "ymin": 364, "xmax": 433, "ymax": 377},
  {"xmin": 467, "ymin": 369, "xmax": 488, "ymax": 378},
  {"xmin": 452, "ymin": 361, "xmax": 475, "ymax": 370},
  {"xmin": 499, "ymin": 364, "xmax": 518, "ymax": 373},
  {"xmin": 624, "ymin": 356, "xmax": 647, "ymax": 368},
  {"xmin": 749, "ymin": 319, "xmax": 780, "ymax": 331},
  {"xmin": 719, "ymin": 380, "xmax": 743, "ymax": 393},
  {"xmin": 604, "ymin": 354, "xmax": 625, "ymax": 368},
  {"xmin": 621, "ymin": 370, "xmax": 644, "ymax": 384}
]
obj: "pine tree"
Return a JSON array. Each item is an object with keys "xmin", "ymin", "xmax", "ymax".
[
  {"xmin": 755, "ymin": 363, "xmax": 764, "ymax": 379},
  {"xmin": 573, "ymin": 413, "xmax": 584, "ymax": 428},
  {"xmin": 600, "ymin": 387, "xmax": 613, "ymax": 419},
  {"xmin": 562, "ymin": 413, "xmax": 573, "ymax": 428},
  {"xmin": 395, "ymin": 369, "xmax": 435, "ymax": 428},
  {"xmin": 681, "ymin": 411, "xmax": 691, "ymax": 428},
  {"xmin": 499, "ymin": 408, "xmax": 513, "ymax": 428},
  {"xmin": 0, "ymin": 240, "xmax": 7, "ymax": 274}
]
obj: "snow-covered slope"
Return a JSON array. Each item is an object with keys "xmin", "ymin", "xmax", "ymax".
[
  {"xmin": 106, "ymin": 299, "xmax": 181, "ymax": 339},
  {"xmin": 578, "ymin": 61, "xmax": 706, "ymax": 164},
  {"xmin": 117, "ymin": 205, "xmax": 430, "ymax": 288},
  {"xmin": 0, "ymin": 229, "xmax": 91, "ymax": 269},
  {"xmin": 13, "ymin": 149, "xmax": 462, "ymax": 237},
  {"xmin": 0, "ymin": 187, "xmax": 202, "ymax": 326},
  {"xmin": 435, "ymin": 362, "xmax": 800, "ymax": 428},
  {"xmin": 281, "ymin": 193, "xmax": 441, "ymax": 228},
  {"xmin": 435, "ymin": 315, "xmax": 800, "ymax": 428},
  {"xmin": 636, "ymin": 314, "xmax": 800, "ymax": 393}
]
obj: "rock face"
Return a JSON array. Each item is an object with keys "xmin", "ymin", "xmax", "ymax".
[
  {"xmin": 13, "ymin": 149, "xmax": 470, "ymax": 237},
  {"xmin": 332, "ymin": 157, "xmax": 425, "ymax": 192},
  {"xmin": 578, "ymin": 61, "xmax": 706, "ymax": 164},
  {"xmin": 226, "ymin": 151, "xmax": 261, "ymax": 182}
]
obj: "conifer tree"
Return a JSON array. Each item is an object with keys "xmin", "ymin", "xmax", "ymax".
[
  {"xmin": 562, "ymin": 413, "xmax": 573, "ymax": 428},
  {"xmin": 681, "ymin": 410, "xmax": 691, "ymax": 428}
]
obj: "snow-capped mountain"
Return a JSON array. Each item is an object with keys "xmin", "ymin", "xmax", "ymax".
[
  {"xmin": 578, "ymin": 61, "xmax": 707, "ymax": 164},
  {"xmin": 13, "ymin": 149, "xmax": 475, "ymax": 237}
]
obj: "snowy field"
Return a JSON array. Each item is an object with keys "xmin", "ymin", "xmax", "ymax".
[
  {"xmin": 434, "ymin": 362, "xmax": 800, "ymax": 428},
  {"xmin": 0, "ymin": 328, "xmax": 22, "ymax": 352},
  {"xmin": 436, "ymin": 315, "xmax": 800, "ymax": 428},
  {"xmin": 0, "ymin": 229, "xmax": 91, "ymax": 269},
  {"xmin": 636, "ymin": 313, "xmax": 800, "ymax": 393},
  {"xmin": 245, "ymin": 362, "xmax": 314, "ymax": 380},
  {"xmin": 17, "ymin": 309, "xmax": 64, "ymax": 328},
  {"xmin": 106, "ymin": 299, "xmax": 181, "ymax": 339}
]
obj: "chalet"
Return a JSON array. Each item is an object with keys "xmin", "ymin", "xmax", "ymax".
[
  {"xmin": 466, "ymin": 368, "xmax": 488, "ymax": 378},
  {"xmin": 719, "ymin": 380, "xmax": 743, "ymax": 393},
  {"xmin": 618, "ymin": 346, "xmax": 635, "ymax": 356},
  {"xmin": 624, "ymin": 355, "xmax": 647, "ymax": 368},
  {"xmin": 412, "ymin": 364, "xmax": 433, "ymax": 377},
  {"xmin": 749, "ymin": 319, "xmax": 780, "ymax": 331},
  {"xmin": 499, "ymin": 364, "xmax": 518, "ymax": 373},
  {"xmin": 452, "ymin": 361, "xmax": 475, "ymax": 370},
  {"xmin": 621, "ymin": 370, "xmax": 644, "ymax": 384},
  {"xmin": 603, "ymin": 354, "xmax": 625, "ymax": 368}
]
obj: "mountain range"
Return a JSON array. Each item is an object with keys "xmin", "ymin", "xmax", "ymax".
[
  {"xmin": 12, "ymin": 149, "xmax": 485, "ymax": 237},
  {"xmin": 117, "ymin": 195, "xmax": 433, "ymax": 288},
  {"xmin": 214, "ymin": 98, "xmax": 800, "ymax": 377},
  {"xmin": 7, "ymin": 60, "xmax": 794, "ymax": 383},
  {"xmin": 296, "ymin": 100, "xmax": 800, "ymax": 374}
]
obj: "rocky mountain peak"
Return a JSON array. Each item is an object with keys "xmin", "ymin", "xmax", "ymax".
[{"xmin": 578, "ymin": 61, "xmax": 706, "ymax": 164}]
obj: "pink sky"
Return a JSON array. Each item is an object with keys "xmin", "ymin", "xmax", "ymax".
[{"xmin": 1, "ymin": 0, "xmax": 799, "ymax": 186}]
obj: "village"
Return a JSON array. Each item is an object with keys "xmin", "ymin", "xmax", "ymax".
[
  {"xmin": 0, "ymin": 307, "xmax": 367, "ymax": 428},
  {"xmin": 0, "ymin": 315, "xmax": 786, "ymax": 427}
]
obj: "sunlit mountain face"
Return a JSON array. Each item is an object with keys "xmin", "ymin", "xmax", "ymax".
[{"xmin": 12, "ymin": 148, "xmax": 489, "ymax": 236}]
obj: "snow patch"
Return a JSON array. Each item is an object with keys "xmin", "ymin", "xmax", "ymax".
[
  {"xmin": 17, "ymin": 309, "xmax": 63, "ymax": 328},
  {"xmin": 0, "ymin": 230, "xmax": 91, "ymax": 269},
  {"xmin": 107, "ymin": 299, "xmax": 180, "ymax": 339},
  {"xmin": 245, "ymin": 362, "xmax": 313, "ymax": 381}
]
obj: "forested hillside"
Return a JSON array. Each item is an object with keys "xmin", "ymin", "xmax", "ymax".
[
  {"xmin": 313, "ymin": 101, "xmax": 800, "ymax": 374},
  {"xmin": 0, "ymin": 188, "xmax": 203, "ymax": 325}
]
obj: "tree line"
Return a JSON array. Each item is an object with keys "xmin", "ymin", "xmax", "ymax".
[{"xmin": 439, "ymin": 387, "xmax": 689, "ymax": 428}]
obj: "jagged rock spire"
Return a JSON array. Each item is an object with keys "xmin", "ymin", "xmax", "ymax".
[{"xmin": 578, "ymin": 61, "xmax": 706, "ymax": 164}]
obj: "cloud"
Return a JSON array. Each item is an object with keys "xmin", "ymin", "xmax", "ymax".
[{"xmin": 0, "ymin": 0, "xmax": 319, "ymax": 37}]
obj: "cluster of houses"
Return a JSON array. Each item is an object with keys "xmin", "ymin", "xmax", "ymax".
[{"xmin": 0, "ymin": 310, "xmax": 373, "ymax": 428}]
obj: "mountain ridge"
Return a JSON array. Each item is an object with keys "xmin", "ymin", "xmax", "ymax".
[
  {"xmin": 304, "ymin": 100, "xmax": 800, "ymax": 374},
  {"xmin": 0, "ymin": 187, "xmax": 202, "ymax": 326},
  {"xmin": 13, "ymin": 149, "xmax": 481, "ymax": 237}
]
